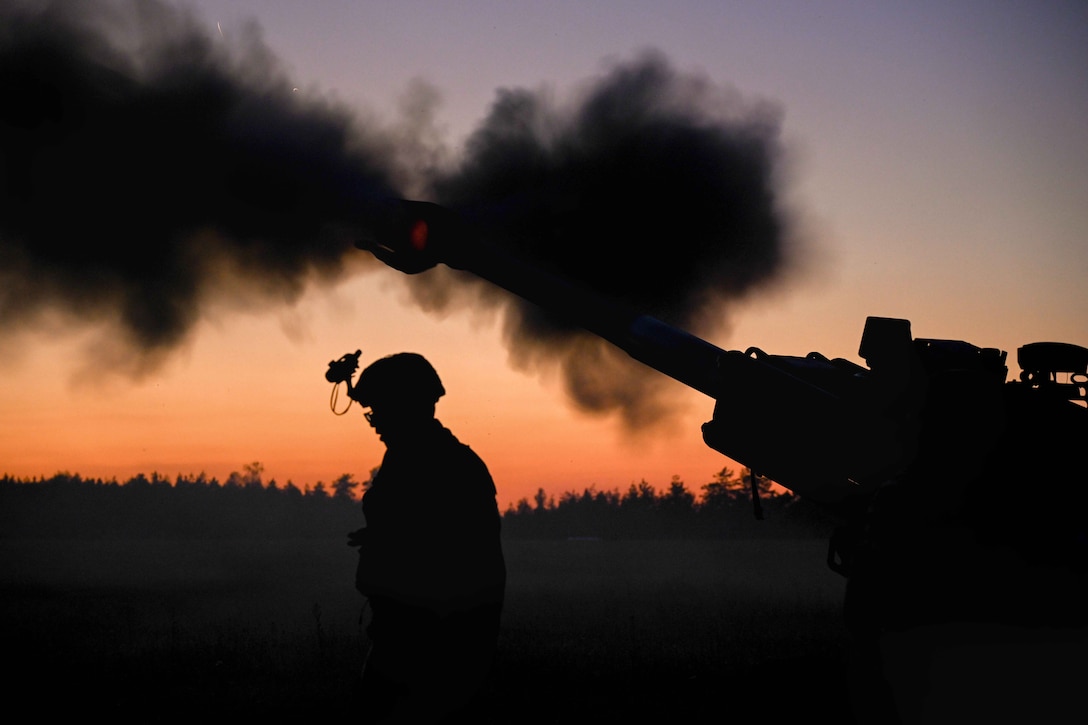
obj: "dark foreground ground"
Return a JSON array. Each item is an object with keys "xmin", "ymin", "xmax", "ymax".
[
  {"xmin": 7, "ymin": 536, "xmax": 1083, "ymax": 723},
  {"xmin": 1, "ymin": 537, "xmax": 858, "ymax": 723}
]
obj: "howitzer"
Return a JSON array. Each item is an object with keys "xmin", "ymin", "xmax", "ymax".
[
  {"xmin": 357, "ymin": 199, "xmax": 1087, "ymax": 506},
  {"xmin": 356, "ymin": 199, "xmax": 1088, "ymax": 719}
]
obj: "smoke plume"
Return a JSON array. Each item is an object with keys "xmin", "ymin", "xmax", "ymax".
[
  {"xmin": 1, "ymin": 1, "xmax": 806, "ymax": 431},
  {"xmin": 416, "ymin": 50, "xmax": 803, "ymax": 432},
  {"xmin": 0, "ymin": 0, "xmax": 402, "ymax": 376}
]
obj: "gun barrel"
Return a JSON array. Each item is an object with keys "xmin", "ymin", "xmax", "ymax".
[{"xmin": 359, "ymin": 200, "xmax": 730, "ymax": 398}]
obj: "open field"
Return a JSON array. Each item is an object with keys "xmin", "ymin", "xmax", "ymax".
[{"xmin": 1, "ymin": 536, "xmax": 856, "ymax": 722}]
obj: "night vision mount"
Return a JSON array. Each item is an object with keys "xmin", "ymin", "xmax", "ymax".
[{"xmin": 326, "ymin": 349, "xmax": 362, "ymax": 415}]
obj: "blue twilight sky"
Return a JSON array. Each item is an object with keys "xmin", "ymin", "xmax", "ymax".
[{"xmin": 2, "ymin": 1, "xmax": 1085, "ymax": 506}]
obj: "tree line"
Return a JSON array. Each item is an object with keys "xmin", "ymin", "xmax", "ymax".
[
  {"xmin": 500, "ymin": 469, "xmax": 838, "ymax": 539},
  {"xmin": 0, "ymin": 463, "xmax": 838, "ymax": 540},
  {"xmin": 0, "ymin": 463, "xmax": 360, "ymax": 540}
]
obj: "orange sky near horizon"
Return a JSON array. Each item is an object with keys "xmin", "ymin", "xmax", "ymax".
[
  {"xmin": 2, "ymin": 1, "xmax": 1086, "ymax": 512},
  {"xmin": 0, "ymin": 266, "xmax": 746, "ymax": 510}
]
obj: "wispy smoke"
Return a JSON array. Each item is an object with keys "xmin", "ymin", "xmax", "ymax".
[
  {"xmin": 0, "ymin": 0, "xmax": 401, "ymax": 376},
  {"xmin": 1, "ymin": 1, "xmax": 806, "ymax": 432},
  {"xmin": 415, "ymin": 50, "xmax": 803, "ymax": 432}
]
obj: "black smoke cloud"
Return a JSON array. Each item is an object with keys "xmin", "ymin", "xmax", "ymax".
[
  {"xmin": 1, "ymin": 1, "xmax": 806, "ymax": 431},
  {"xmin": 417, "ymin": 51, "xmax": 803, "ymax": 431},
  {"xmin": 0, "ymin": 0, "xmax": 401, "ymax": 375}
]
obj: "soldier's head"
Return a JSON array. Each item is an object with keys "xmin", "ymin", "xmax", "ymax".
[{"xmin": 353, "ymin": 353, "xmax": 445, "ymax": 444}]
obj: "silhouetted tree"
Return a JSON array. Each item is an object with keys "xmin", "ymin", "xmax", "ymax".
[
  {"xmin": 661, "ymin": 476, "xmax": 695, "ymax": 509},
  {"xmin": 699, "ymin": 466, "xmax": 742, "ymax": 509},
  {"xmin": 659, "ymin": 476, "xmax": 696, "ymax": 536},
  {"xmin": 332, "ymin": 473, "xmax": 358, "ymax": 501},
  {"xmin": 242, "ymin": 461, "xmax": 265, "ymax": 490}
]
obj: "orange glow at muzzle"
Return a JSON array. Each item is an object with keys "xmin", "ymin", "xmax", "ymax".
[{"xmin": 409, "ymin": 219, "xmax": 429, "ymax": 251}]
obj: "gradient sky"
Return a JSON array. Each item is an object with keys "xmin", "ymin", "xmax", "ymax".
[{"xmin": 2, "ymin": 0, "xmax": 1086, "ymax": 509}]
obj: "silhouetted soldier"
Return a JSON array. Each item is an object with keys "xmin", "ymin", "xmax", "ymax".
[{"xmin": 346, "ymin": 352, "xmax": 506, "ymax": 723}]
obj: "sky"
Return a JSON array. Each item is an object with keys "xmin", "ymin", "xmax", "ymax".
[{"xmin": 1, "ymin": 0, "xmax": 1086, "ymax": 510}]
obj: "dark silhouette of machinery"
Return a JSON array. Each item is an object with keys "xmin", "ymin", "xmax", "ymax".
[
  {"xmin": 357, "ymin": 200, "xmax": 1084, "ymax": 503},
  {"xmin": 353, "ymin": 199, "xmax": 1087, "ymax": 721}
]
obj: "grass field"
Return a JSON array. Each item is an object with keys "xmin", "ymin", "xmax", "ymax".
[{"xmin": 1, "ymin": 536, "xmax": 856, "ymax": 722}]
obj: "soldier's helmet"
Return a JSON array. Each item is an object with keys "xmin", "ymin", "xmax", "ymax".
[{"xmin": 352, "ymin": 353, "xmax": 445, "ymax": 408}]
